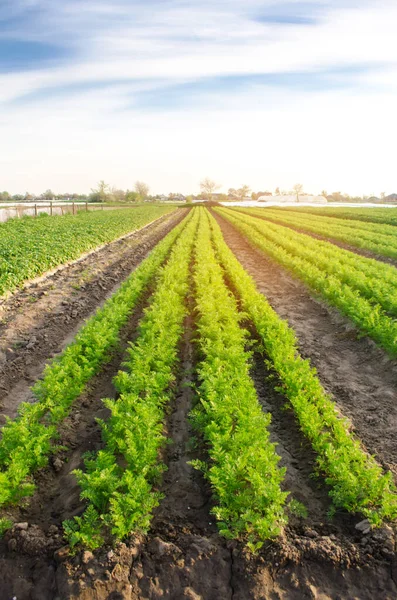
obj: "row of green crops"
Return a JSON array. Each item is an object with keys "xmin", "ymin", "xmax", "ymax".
[
  {"xmin": 238, "ymin": 207, "xmax": 397, "ymax": 259},
  {"xmin": 0, "ymin": 211, "xmax": 193, "ymax": 508},
  {"xmin": 232, "ymin": 209, "xmax": 397, "ymax": 319},
  {"xmin": 274, "ymin": 206, "xmax": 397, "ymax": 227},
  {"xmin": 0, "ymin": 205, "xmax": 177, "ymax": 297},
  {"xmin": 191, "ymin": 209, "xmax": 288, "ymax": 551},
  {"xmin": 207, "ymin": 210, "xmax": 397, "ymax": 525},
  {"xmin": 217, "ymin": 208, "xmax": 397, "ymax": 356},
  {"xmin": 64, "ymin": 209, "xmax": 200, "ymax": 549}
]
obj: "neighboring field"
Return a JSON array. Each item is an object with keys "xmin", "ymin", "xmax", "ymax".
[
  {"xmin": 0, "ymin": 206, "xmax": 396, "ymax": 599},
  {"xmin": 274, "ymin": 205, "xmax": 397, "ymax": 226},
  {"xmin": 0, "ymin": 205, "xmax": 175, "ymax": 297},
  {"xmin": 217, "ymin": 207, "xmax": 397, "ymax": 355},
  {"xmin": 234, "ymin": 207, "xmax": 397, "ymax": 259}
]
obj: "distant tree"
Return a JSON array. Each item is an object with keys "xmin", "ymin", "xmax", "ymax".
[
  {"xmin": 41, "ymin": 189, "xmax": 55, "ymax": 200},
  {"xmin": 237, "ymin": 185, "xmax": 251, "ymax": 200},
  {"xmin": 275, "ymin": 187, "xmax": 281, "ymax": 195},
  {"xmin": 90, "ymin": 180, "xmax": 111, "ymax": 203},
  {"xmin": 321, "ymin": 190, "xmax": 328, "ymax": 198},
  {"xmin": 228, "ymin": 188, "xmax": 238, "ymax": 199},
  {"xmin": 380, "ymin": 191, "xmax": 386, "ymax": 200},
  {"xmin": 200, "ymin": 178, "xmax": 220, "ymax": 201},
  {"xmin": 293, "ymin": 183, "xmax": 304, "ymax": 202},
  {"xmin": 135, "ymin": 181, "xmax": 150, "ymax": 199},
  {"xmin": 125, "ymin": 190, "xmax": 140, "ymax": 203},
  {"xmin": 24, "ymin": 192, "xmax": 34, "ymax": 202},
  {"xmin": 185, "ymin": 195, "xmax": 193, "ymax": 203},
  {"xmin": 12, "ymin": 194, "xmax": 24, "ymax": 202},
  {"xmin": 0, "ymin": 191, "xmax": 11, "ymax": 202},
  {"xmin": 111, "ymin": 188, "xmax": 126, "ymax": 203}
]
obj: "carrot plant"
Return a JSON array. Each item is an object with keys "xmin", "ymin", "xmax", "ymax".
[
  {"xmin": 239, "ymin": 207, "xmax": 397, "ymax": 258},
  {"xmin": 0, "ymin": 205, "xmax": 176, "ymax": 297},
  {"xmin": 0, "ymin": 211, "xmax": 193, "ymax": 508},
  {"xmin": 63, "ymin": 209, "xmax": 200, "ymax": 549},
  {"xmin": 191, "ymin": 209, "xmax": 288, "ymax": 551},
  {"xmin": 278, "ymin": 206, "xmax": 397, "ymax": 227},
  {"xmin": 208, "ymin": 209, "xmax": 397, "ymax": 525},
  {"xmin": 217, "ymin": 208, "xmax": 397, "ymax": 356},
  {"xmin": 232, "ymin": 208, "xmax": 397, "ymax": 318}
]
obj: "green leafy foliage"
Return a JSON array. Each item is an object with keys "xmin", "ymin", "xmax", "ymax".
[
  {"xmin": 64, "ymin": 209, "xmax": 199, "ymax": 549},
  {"xmin": 241, "ymin": 207, "xmax": 397, "ymax": 259},
  {"xmin": 210, "ymin": 209, "xmax": 397, "ymax": 524},
  {"xmin": 218, "ymin": 208, "xmax": 397, "ymax": 356},
  {"xmin": 272, "ymin": 206, "xmax": 397, "ymax": 227},
  {"xmin": 0, "ymin": 212, "xmax": 192, "ymax": 508},
  {"xmin": 0, "ymin": 206, "xmax": 175, "ymax": 297},
  {"xmin": 191, "ymin": 209, "xmax": 288, "ymax": 550}
]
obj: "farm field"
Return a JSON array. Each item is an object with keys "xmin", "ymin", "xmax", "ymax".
[
  {"xmin": 0, "ymin": 206, "xmax": 396, "ymax": 599},
  {"xmin": 0, "ymin": 205, "xmax": 175, "ymax": 298},
  {"xmin": 274, "ymin": 205, "xmax": 397, "ymax": 227},
  {"xmin": 233, "ymin": 206, "xmax": 397, "ymax": 261}
]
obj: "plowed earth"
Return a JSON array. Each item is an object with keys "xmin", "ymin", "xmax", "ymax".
[{"xmin": 0, "ymin": 208, "xmax": 397, "ymax": 599}]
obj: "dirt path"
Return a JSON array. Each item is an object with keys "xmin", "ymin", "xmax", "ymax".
[
  {"xmin": 0, "ymin": 209, "xmax": 186, "ymax": 423},
  {"xmin": 213, "ymin": 210, "xmax": 397, "ymax": 477}
]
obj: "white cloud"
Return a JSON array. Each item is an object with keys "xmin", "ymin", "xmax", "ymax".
[{"xmin": 0, "ymin": 0, "xmax": 397, "ymax": 194}]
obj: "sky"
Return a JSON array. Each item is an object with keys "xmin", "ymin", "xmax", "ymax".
[{"xmin": 0, "ymin": 0, "xmax": 397, "ymax": 196}]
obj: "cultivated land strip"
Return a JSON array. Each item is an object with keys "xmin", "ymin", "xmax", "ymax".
[
  {"xmin": 238, "ymin": 207, "xmax": 397, "ymax": 266},
  {"xmin": 217, "ymin": 208, "xmax": 397, "ymax": 356},
  {"xmin": 0, "ymin": 209, "xmax": 186, "ymax": 422},
  {"xmin": 65, "ymin": 209, "xmax": 199, "ymax": 548},
  {"xmin": 212, "ymin": 208, "xmax": 397, "ymax": 478},
  {"xmin": 0, "ymin": 211, "xmax": 193, "ymax": 510},
  {"xmin": 208, "ymin": 210, "xmax": 397, "ymax": 525},
  {"xmin": 277, "ymin": 206, "xmax": 397, "ymax": 227},
  {"xmin": 0, "ymin": 205, "xmax": 176, "ymax": 298}
]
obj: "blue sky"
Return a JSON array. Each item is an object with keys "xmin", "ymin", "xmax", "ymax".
[{"xmin": 0, "ymin": 0, "xmax": 396, "ymax": 195}]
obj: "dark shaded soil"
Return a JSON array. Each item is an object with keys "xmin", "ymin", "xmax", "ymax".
[{"xmin": 0, "ymin": 208, "xmax": 187, "ymax": 423}]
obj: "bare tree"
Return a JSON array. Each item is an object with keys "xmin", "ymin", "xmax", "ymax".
[
  {"xmin": 380, "ymin": 191, "xmax": 386, "ymax": 200},
  {"xmin": 90, "ymin": 180, "xmax": 111, "ymax": 203},
  {"xmin": 135, "ymin": 181, "xmax": 150, "ymax": 199},
  {"xmin": 200, "ymin": 178, "xmax": 220, "ymax": 201},
  {"xmin": 237, "ymin": 185, "xmax": 251, "ymax": 200},
  {"xmin": 293, "ymin": 183, "xmax": 304, "ymax": 202}
]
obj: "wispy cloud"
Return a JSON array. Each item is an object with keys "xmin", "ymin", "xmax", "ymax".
[{"xmin": 0, "ymin": 0, "xmax": 396, "ymax": 194}]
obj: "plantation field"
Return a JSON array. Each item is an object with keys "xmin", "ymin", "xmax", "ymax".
[
  {"xmin": 0, "ymin": 205, "xmax": 175, "ymax": 298},
  {"xmin": 274, "ymin": 205, "xmax": 397, "ymax": 226},
  {"xmin": 0, "ymin": 205, "xmax": 396, "ymax": 599}
]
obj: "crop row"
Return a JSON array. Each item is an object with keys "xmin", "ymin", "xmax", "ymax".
[
  {"xmin": 232, "ymin": 209, "xmax": 397, "ymax": 318},
  {"xmin": 275, "ymin": 206, "xmax": 397, "ymax": 227},
  {"xmin": 237, "ymin": 207, "xmax": 397, "ymax": 260},
  {"xmin": 0, "ymin": 210, "xmax": 193, "ymax": 509},
  {"xmin": 64, "ymin": 209, "xmax": 199, "ymax": 549},
  {"xmin": 191, "ymin": 208, "xmax": 287, "ymax": 551},
  {"xmin": 208, "ymin": 209, "xmax": 397, "ymax": 525},
  {"xmin": 217, "ymin": 208, "xmax": 397, "ymax": 355},
  {"xmin": 0, "ymin": 205, "xmax": 176, "ymax": 297},
  {"xmin": 253, "ymin": 207, "xmax": 397, "ymax": 238}
]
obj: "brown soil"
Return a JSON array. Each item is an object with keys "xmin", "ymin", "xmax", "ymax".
[
  {"xmin": 1, "ymin": 209, "xmax": 397, "ymax": 599},
  {"xmin": 0, "ymin": 209, "xmax": 187, "ymax": 423}
]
